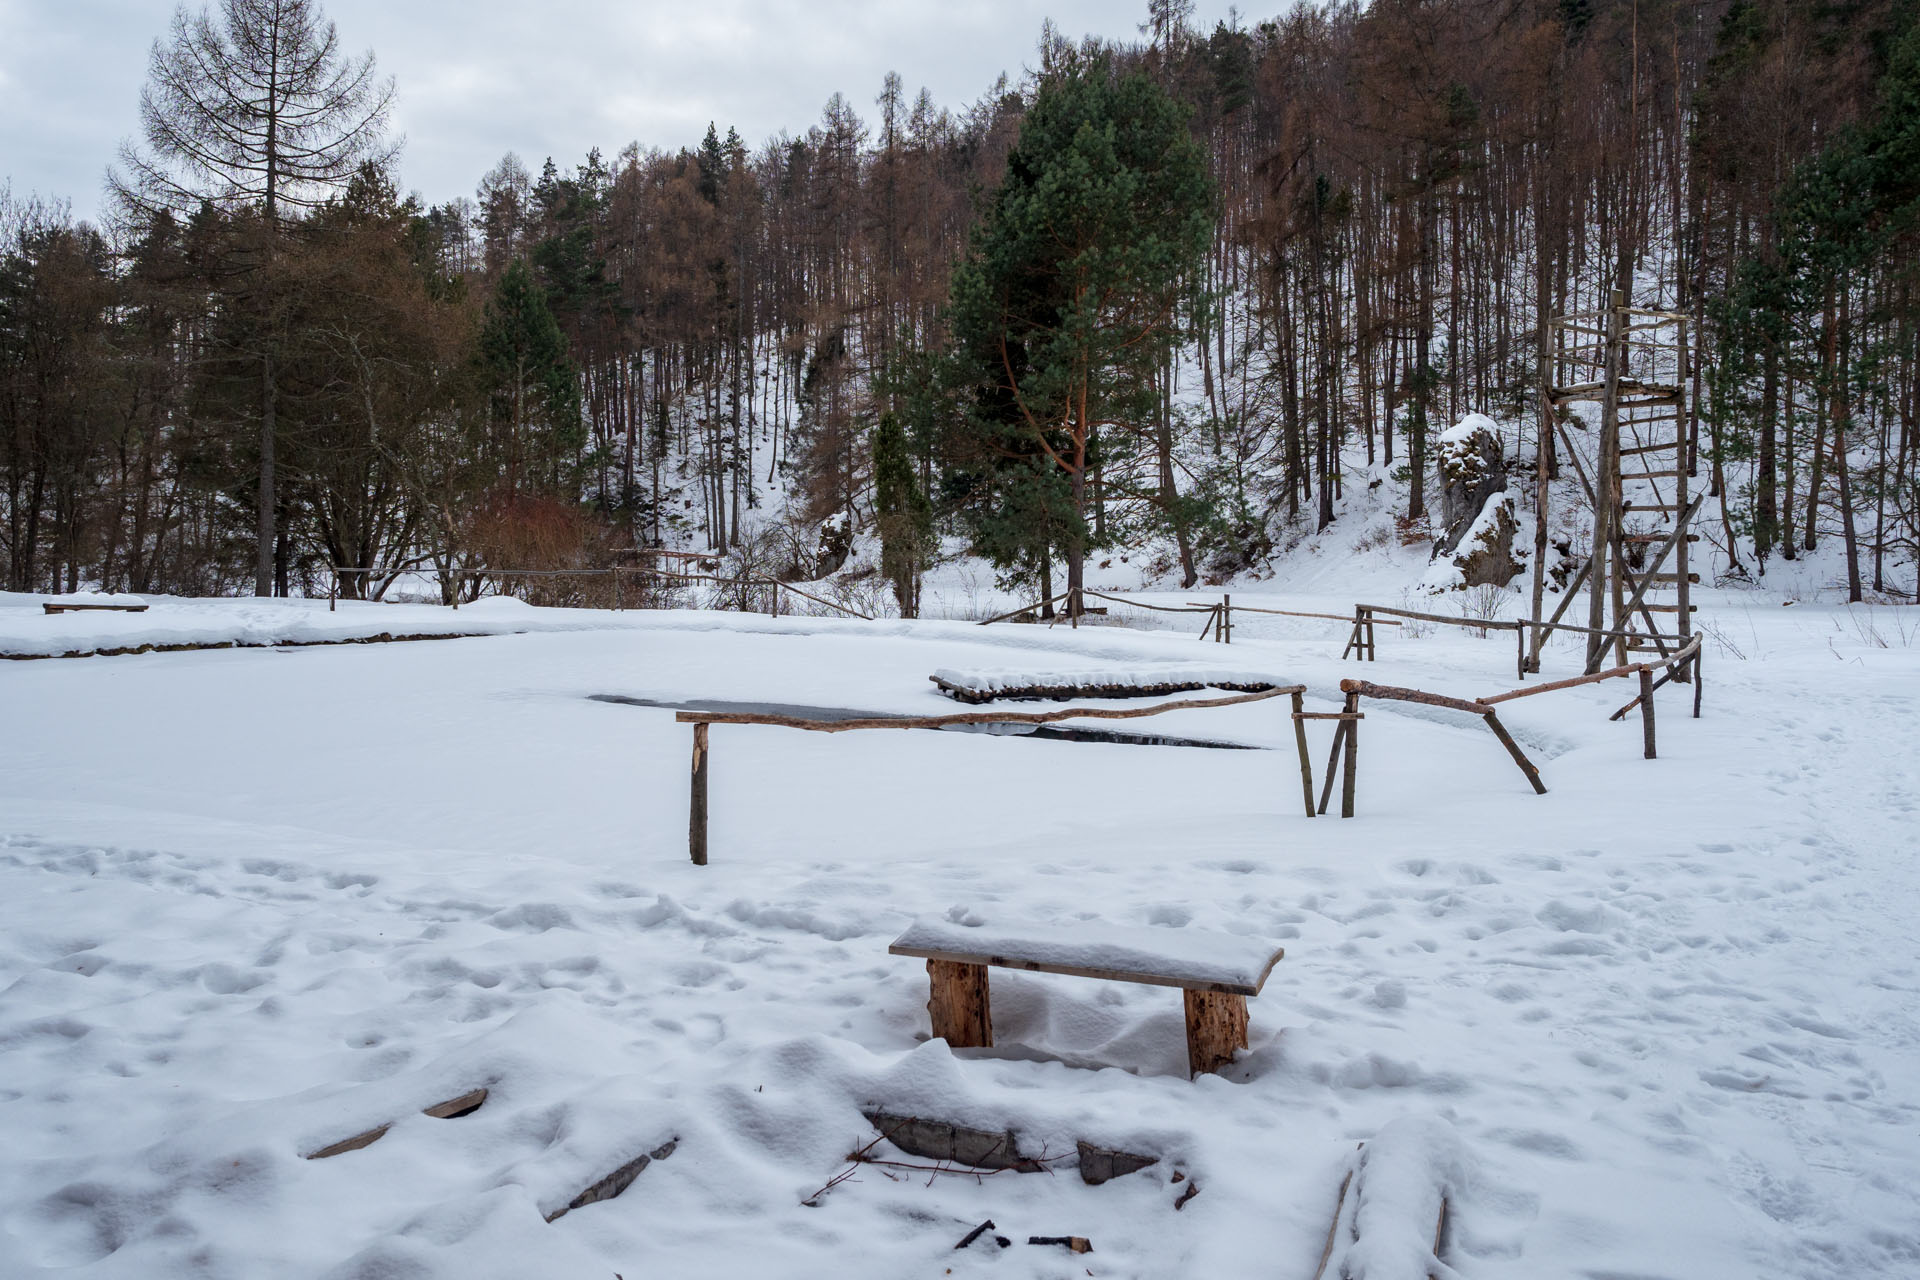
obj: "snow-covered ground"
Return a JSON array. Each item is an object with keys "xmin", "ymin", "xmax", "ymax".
[{"xmin": 2, "ymin": 588, "xmax": 1917, "ymax": 1278}]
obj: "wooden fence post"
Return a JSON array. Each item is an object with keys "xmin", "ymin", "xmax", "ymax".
[
  {"xmin": 1339, "ymin": 691, "xmax": 1359, "ymax": 818},
  {"xmin": 689, "ymin": 722, "xmax": 710, "ymax": 866},
  {"xmin": 1222, "ymin": 593, "xmax": 1232, "ymax": 644},
  {"xmin": 1639, "ymin": 667, "xmax": 1656, "ymax": 759}
]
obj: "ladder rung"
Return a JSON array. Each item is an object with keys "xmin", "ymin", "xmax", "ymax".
[
  {"xmin": 1623, "ymin": 532, "xmax": 1699, "ymax": 543},
  {"xmin": 1632, "ymin": 469, "xmax": 1690, "ymax": 479},
  {"xmin": 1628, "ymin": 504, "xmax": 1688, "ymax": 512},
  {"xmin": 1620, "ymin": 442, "xmax": 1682, "ymax": 457},
  {"xmin": 1644, "ymin": 572, "xmax": 1701, "ymax": 584},
  {"xmin": 1641, "ymin": 603, "xmax": 1699, "ymax": 613}
]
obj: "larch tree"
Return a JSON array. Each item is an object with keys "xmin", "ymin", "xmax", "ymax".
[{"xmin": 114, "ymin": 0, "xmax": 394, "ymax": 596}]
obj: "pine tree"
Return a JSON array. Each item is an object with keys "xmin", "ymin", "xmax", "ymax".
[
  {"xmin": 479, "ymin": 259, "xmax": 581, "ymax": 497},
  {"xmin": 945, "ymin": 52, "xmax": 1213, "ymax": 610}
]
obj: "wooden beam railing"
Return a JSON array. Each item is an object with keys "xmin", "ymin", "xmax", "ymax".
[
  {"xmin": 674, "ymin": 685, "xmax": 1313, "ymax": 863},
  {"xmin": 1329, "ymin": 633, "xmax": 1706, "ymax": 813},
  {"xmin": 1347, "ymin": 603, "xmax": 1526, "ymax": 676},
  {"xmin": 329, "ymin": 564, "xmax": 873, "ymax": 620},
  {"xmin": 1337, "ymin": 679, "xmax": 1545, "ymax": 807}
]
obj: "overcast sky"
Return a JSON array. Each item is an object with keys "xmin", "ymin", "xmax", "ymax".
[{"xmin": 1, "ymin": 1, "xmax": 1253, "ymax": 224}]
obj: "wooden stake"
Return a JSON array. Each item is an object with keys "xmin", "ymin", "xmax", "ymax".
[
  {"xmin": 927, "ymin": 959, "xmax": 991, "ymax": 1048},
  {"xmin": 1693, "ymin": 649, "xmax": 1703, "ymax": 719},
  {"xmin": 1639, "ymin": 667, "xmax": 1656, "ymax": 759},
  {"xmin": 1311, "ymin": 1168, "xmax": 1356, "ymax": 1280},
  {"xmin": 1340, "ymin": 692, "xmax": 1359, "ymax": 819},
  {"xmin": 689, "ymin": 722, "xmax": 709, "ymax": 866},
  {"xmin": 1183, "ymin": 989, "xmax": 1248, "ymax": 1076},
  {"xmin": 1481, "ymin": 711, "xmax": 1548, "ymax": 794},
  {"xmin": 1290, "ymin": 691, "xmax": 1317, "ymax": 818},
  {"xmin": 1317, "ymin": 720, "xmax": 1348, "ymax": 815}
]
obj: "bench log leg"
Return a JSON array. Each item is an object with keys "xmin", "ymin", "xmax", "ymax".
[
  {"xmin": 927, "ymin": 960, "xmax": 991, "ymax": 1048},
  {"xmin": 1184, "ymin": 990, "xmax": 1249, "ymax": 1077}
]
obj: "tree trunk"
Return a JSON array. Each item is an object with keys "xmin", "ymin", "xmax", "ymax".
[{"xmin": 257, "ymin": 351, "xmax": 276, "ymax": 597}]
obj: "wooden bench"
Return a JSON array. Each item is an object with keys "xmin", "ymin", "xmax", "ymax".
[
  {"xmin": 42, "ymin": 602, "xmax": 149, "ymax": 614},
  {"xmin": 890, "ymin": 917, "xmax": 1284, "ymax": 1078}
]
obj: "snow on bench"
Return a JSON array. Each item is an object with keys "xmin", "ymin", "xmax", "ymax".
[
  {"xmin": 930, "ymin": 666, "xmax": 1283, "ymax": 704},
  {"xmin": 890, "ymin": 916, "xmax": 1285, "ymax": 1076},
  {"xmin": 42, "ymin": 593, "xmax": 149, "ymax": 614}
]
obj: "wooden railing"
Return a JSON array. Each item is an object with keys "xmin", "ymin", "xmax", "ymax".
[{"xmin": 673, "ymin": 685, "xmax": 1314, "ymax": 865}]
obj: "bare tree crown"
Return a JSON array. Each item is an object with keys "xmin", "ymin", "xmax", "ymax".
[{"xmin": 114, "ymin": 0, "xmax": 397, "ymax": 225}]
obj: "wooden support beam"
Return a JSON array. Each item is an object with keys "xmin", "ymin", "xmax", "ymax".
[
  {"xmin": 1183, "ymin": 990, "xmax": 1249, "ymax": 1077},
  {"xmin": 1339, "ymin": 679, "xmax": 1491, "ymax": 715},
  {"xmin": 1317, "ymin": 720, "xmax": 1348, "ymax": 816},
  {"xmin": 1526, "ymin": 555, "xmax": 1594, "ymax": 670},
  {"xmin": 1639, "ymin": 668, "xmax": 1657, "ymax": 759},
  {"xmin": 1481, "ymin": 712, "xmax": 1548, "ymax": 795},
  {"xmin": 674, "ymin": 686, "xmax": 1296, "ymax": 733},
  {"xmin": 1290, "ymin": 691, "xmax": 1317, "ymax": 819},
  {"xmin": 1340, "ymin": 692, "xmax": 1359, "ymax": 819},
  {"xmin": 927, "ymin": 960, "xmax": 992, "ymax": 1048},
  {"xmin": 689, "ymin": 722, "xmax": 709, "ymax": 866},
  {"xmin": 1481, "ymin": 660, "xmax": 1644, "ymax": 705}
]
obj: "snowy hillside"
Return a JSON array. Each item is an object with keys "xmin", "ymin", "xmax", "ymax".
[{"xmin": 1, "ymin": 587, "xmax": 1916, "ymax": 1278}]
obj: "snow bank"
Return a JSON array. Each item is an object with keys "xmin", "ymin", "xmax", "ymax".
[{"xmin": 1332, "ymin": 1114, "xmax": 1466, "ymax": 1280}]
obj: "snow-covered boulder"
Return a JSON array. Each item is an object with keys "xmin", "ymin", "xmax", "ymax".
[{"xmin": 1427, "ymin": 414, "xmax": 1522, "ymax": 591}]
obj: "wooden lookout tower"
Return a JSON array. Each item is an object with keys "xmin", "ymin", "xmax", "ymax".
[{"xmin": 1530, "ymin": 289, "xmax": 1700, "ymax": 676}]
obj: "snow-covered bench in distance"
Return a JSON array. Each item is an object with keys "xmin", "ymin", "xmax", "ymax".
[
  {"xmin": 889, "ymin": 916, "xmax": 1284, "ymax": 1078},
  {"xmin": 42, "ymin": 600, "xmax": 149, "ymax": 614}
]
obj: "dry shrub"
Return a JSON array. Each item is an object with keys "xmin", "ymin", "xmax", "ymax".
[{"xmin": 464, "ymin": 494, "xmax": 623, "ymax": 607}]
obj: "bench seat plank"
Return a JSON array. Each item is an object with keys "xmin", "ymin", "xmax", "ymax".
[{"xmin": 890, "ymin": 917, "xmax": 1283, "ymax": 997}]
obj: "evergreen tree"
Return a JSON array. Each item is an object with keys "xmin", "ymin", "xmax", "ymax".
[
  {"xmin": 872, "ymin": 411, "xmax": 934, "ymax": 617},
  {"xmin": 945, "ymin": 52, "xmax": 1213, "ymax": 611},
  {"xmin": 479, "ymin": 259, "xmax": 581, "ymax": 497}
]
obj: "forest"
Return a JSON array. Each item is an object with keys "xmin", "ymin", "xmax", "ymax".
[{"xmin": 3, "ymin": 0, "xmax": 1917, "ymax": 608}]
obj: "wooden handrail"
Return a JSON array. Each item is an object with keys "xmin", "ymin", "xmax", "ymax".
[
  {"xmin": 1352, "ymin": 604, "xmax": 1522, "ymax": 631},
  {"xmin": 673, "ymin": 686, "xmax": 1301, "ymax": 733}
]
